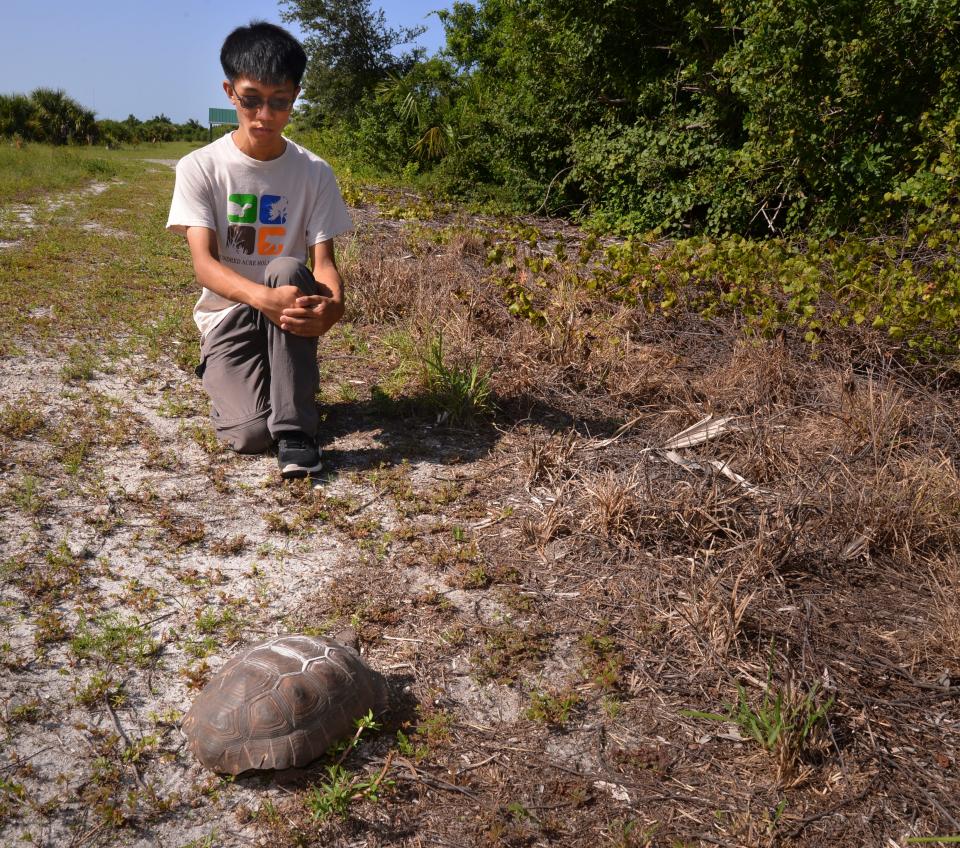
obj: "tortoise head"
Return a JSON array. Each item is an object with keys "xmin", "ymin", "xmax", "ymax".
[{"xmin": 333, "ymin": 626, "xmax": 360, "ymax": 653}]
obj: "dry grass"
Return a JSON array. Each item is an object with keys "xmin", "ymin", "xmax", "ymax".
[{"xmin": 315, "ymin": 204, "xmax": 960, "ymax": 844}]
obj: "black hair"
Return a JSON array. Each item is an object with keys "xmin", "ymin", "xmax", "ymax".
[{"xmin": 220, "ymin": 21, "xmax": 307, "ymax": 87}]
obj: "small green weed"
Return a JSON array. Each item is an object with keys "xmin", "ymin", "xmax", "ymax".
[
  {"xmin": 526, "ymin": 688, "xmax": 582, "ymax": 727},
  {"xmin": 120, "ymin": 733, "xmax": 160, "ymax": 764},
  {"xmin": 61, "ymin": 343, "xmax": 99, "ymax": 382},
  {"xmin": 195, "ymin": 605, "xmax": 239, "ymax": 636},
  {"xmin": 305, "ymin": 711, "xmax": 392, "ymax": 820},
  {"xmin": 0, "ymin": 777, "xmax": 25, "ymax": 799},
  {"xmin": 10, "ymin": 474, "xmax": 45, "ymax": 515},
  {"xmin": 74, "ymin": 671, "xmax": 123, "ymax": 708},
  {"xmin": 336, "ymin": 323, "xmax": 369, "ymax": 355},
  {"xmin": 6, "ymin": 541, "xmax": 86, "ymax": 606},
  {"xmin": 0, "ymin": 400, "xmax": 44, "ymax": 437},
  {"xmin": 186, "ymin": 423, "xmax": 223, "ymax": 455},
  {"xmin": 607, "ymin": 818, "xmax": 658, "ymax": 848},
  {"xmin": 579, "ymin": 631, "xmax": 626, "ymax": 693},
  {"xmin": 6, "ymin": 700, "xmax": 41, "ymax": 724},
  {"xmin": 157, "ymin": 393, "xmax": 202, "ymax": 418},
  {"xmin": 179, "ymin": 832, "xmax": 220, "ymax": 848},
  {"xmin": 683, "ymin": 672, "xmax": 833, "ymax": 773},
  {"xmin": 395, "ymin": 706, "xmax": 454, "ymax": 762},
  {"xmin": 419, "ymin": 331, "xmax": 492, "ymax": 424},
  {"xmin": 185, "ymin": 636, "xmax": 219, "ymax": 659},
  {"xmin": 335, "ymin": 381, "xmax": 360, "ymax": 402},
  {"xmin": 305, "ymin": 764, "xmax": 379, "ymax": 820},
  {"xmin": 395, "ymin": 729, "xmax": 429, "ymax": 761},
  {"xmin": 71, "ymin": 613, "xmax": 161, "ymax": 668},
  {"xmin": 61, "ymin": 436, "xmax": 91, "ymax": 474}
]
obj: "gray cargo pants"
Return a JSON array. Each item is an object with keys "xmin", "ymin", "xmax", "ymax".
[{"xmin": 196, "ymin": 257, "xmax": 320, "ymax": 453}]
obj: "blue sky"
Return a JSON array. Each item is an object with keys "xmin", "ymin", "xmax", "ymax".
[{"xmin": 0, "ymin": 1, "xmax": 451, "ymax": 124}]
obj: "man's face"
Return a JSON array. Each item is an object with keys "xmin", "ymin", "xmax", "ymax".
[{"xmin": 223, "ymin": 77, "xmax": 299, "ymax": 150}]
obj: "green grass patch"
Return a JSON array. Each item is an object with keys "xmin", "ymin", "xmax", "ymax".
[
  {"xmin": 419, "ymin": 331, "xmax": 492, "ymax": 424},
  {"xmin": 0, "ymin": 140, "xmax": 196, "ymax": 207},
  {"xmin": 0, "ymin": 145, "xmax": 198, "ymax": 362},
  {"xmin": 71, "ymin": 612, "xmax": 161, "ymax": 668},
  {"xmin": 0, "ymin": 144, "xmax": 119, "ymax": 205}
]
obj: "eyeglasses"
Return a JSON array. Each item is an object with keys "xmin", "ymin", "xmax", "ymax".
[{"xmin": 230, "ymin": 88, "xmax": 295, "ymax": 113}]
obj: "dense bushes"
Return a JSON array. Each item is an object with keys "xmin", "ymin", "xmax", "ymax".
[
  {"xmin": 289, "ymin": 0, "xmax": 960, "ymax": 237},
  {"xmin": 479, "ymin": 112, "xmax": 960, "ymax": 356}
]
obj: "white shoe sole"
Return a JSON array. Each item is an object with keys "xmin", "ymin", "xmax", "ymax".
[{"xmin": 280, "ymin": 459, "xmax": 323, "ymax": 479}]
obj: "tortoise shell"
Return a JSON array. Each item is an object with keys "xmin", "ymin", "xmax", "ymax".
[{"xmin": 181, "ymin": 633, "xmax": 388, "ymax": 774}]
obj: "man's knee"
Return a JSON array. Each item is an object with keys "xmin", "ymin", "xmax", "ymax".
[
  {"xmin": 215, "ymin": 414, "xmax": 272, "ymax": 454},
  {"xmin": 264, "ymin": 256, "xmax": 315, "ymax": 294}
]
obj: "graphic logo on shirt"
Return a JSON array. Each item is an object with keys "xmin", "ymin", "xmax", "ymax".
[
  {"xmin": 227, "ymin": 194, "xmax": 258, "ymax": 224},
  {"xmin": 224, "ymin": 192, "xmax": 287, "ymax": 256},
  {"xmin": 259, "ymin": 195, "xmax": 289, "ymax": 225},
  {"xmin": 227, "ymin": 225, "xmax": 256, "ymax": 255},
  {"xmin": 257, "ymin": 226, "xmax": 285, "ymax": 255}
]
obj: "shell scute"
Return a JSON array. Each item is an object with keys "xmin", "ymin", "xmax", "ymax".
[
  {"xmin": 277, "ymin": 674, "xmax": 327, "ymax": 725},
  {"xmin": 247, "ymin": 690, "xmax": 292, "ymax": 739}
]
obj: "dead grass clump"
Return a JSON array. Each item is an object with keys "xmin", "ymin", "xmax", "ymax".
[
  {"xmin": 579, "ymin": 468, "xmax": 646, "ymax": 541},
  {"xmin": 444, "ymin": 226, "xmax": 486, "ymax": 258},
  {"xmin": 481, "ymin": 320, "xmax": 556, "ymax": 400},
  {"xmin": 696, "ymin": 338, "xmax": 821, "ymax": 415},
  {"xmin": 667, "ymin": 559, "xmax": 764, "ymax": 660},
  {"xmin": 523, "ymin": 431, "xmax": 579, "ymax": 489},
  {"xmin": 592, "ymin": 334, "xmax": 687, "ymax": 409},
  {"xmin": 919, "ymin": 557, "xmax": 960, "ymax": 663},
  {"xmin": 640, "ymin": 476, "xmax": 761, "ymax": 551},
  {"xmin": 846, "ymin": 453, "xmax": 960, "ymax": 560},
  {"xmin": 838, "ymin": 377, "xmax": 913, "ymax": 466},
  {"xmin": 786, "ymin": 410, "xmax": 850, "ymax": 470},
  {"xmin": 343, "ymin": 247, "xmax": 424, "ymax": 325},
  {"xmin": 344, "ymin": 232, "xmax": 480, "ymax": 332}
]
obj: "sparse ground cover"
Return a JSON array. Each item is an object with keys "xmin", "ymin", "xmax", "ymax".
[{"xmin": 1, "ymin": 143, "xmax": 959, "ymax": 847}]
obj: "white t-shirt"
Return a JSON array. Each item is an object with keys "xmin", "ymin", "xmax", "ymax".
[{"xmin": 166, "ymin": 133, "xmax": 353, "ymax": 338}]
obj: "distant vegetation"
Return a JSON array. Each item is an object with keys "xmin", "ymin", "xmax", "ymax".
[
  {"xmin": 283, "ymin": 0, "xmax": 960, "ymax": 239},
  {"xmin": 0, "ymin": 89, "xmax": 209, "ymax": 148}
]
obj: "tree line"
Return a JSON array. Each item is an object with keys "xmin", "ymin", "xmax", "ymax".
[
  {"xmin": 283, "ymin": 0, "xmax": 960, "ymax": 236},
  {"xmin": 0, "ymin": 89, "xmax": 209, "ymax": 147}
]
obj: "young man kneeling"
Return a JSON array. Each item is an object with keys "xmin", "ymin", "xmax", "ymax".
[{"xmin": 166, "ymin": 21, "xmax": 352, "ymax": 478}]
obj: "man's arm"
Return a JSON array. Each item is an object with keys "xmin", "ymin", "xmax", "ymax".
[
  {"xmin": 185, "ymin": 226, "xmax": 304, "ymax": 328},
  {"xmin": 277, "ymin": 239, "xmax": 345, "ymax": 338}
]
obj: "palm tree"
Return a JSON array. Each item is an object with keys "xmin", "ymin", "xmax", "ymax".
[
  {"xmin": 28, "ymin": 88, "xmax": 96, "ymax": 144},
  {"xmin": 0, "ymin": 93, "xmax": 33, "ymax": 139}
]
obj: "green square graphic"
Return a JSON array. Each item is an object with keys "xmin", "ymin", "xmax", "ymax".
[{"xmin": 227, "ymin": 194, "xmax": 257, "ymax": 224}]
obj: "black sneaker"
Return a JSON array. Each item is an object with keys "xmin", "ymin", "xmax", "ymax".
[{"xmin": 277, "ymin": 432, "xmax": 322, "ymax": 479}]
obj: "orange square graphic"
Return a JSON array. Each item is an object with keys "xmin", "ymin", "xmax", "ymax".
[{"xmin": 257, "ymin": 226, "xmax": 286, "ymax": 256}]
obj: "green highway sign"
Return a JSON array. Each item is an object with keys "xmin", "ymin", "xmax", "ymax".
[{"xmin": 208, "ymin": 107, "xmax": 238, "ymax": 125}]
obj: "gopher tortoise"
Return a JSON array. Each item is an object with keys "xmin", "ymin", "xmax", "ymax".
[{"xmin": 181, "ymin": 632, "xmax": 388, "ymax": 774}]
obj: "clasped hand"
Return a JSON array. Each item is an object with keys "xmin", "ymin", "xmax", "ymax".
[{"xmin": 258, "ymin": 285, "xmax": 344, "ymax": 338}]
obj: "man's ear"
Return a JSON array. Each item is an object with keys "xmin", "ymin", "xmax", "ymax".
[{"xmin": 222, "ymin": 80, "xmax": 234, "ymax": 100}]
